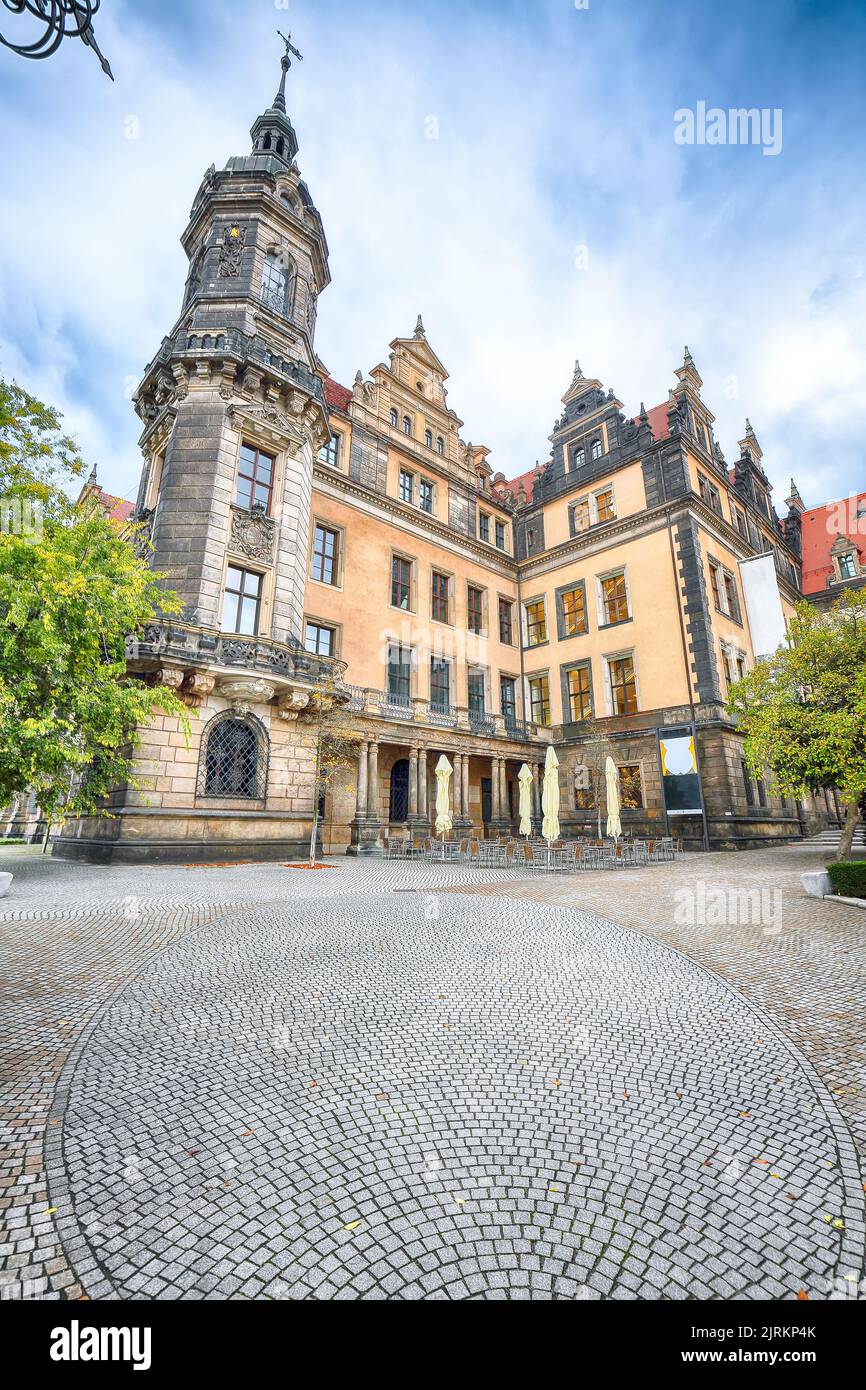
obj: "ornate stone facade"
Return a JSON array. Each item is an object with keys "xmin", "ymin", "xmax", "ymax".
[{"xmin": 53, "ymin": 51, "xmax": 831, "ymax": 864}]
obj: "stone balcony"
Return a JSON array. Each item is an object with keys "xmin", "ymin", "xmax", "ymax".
[
  {"xmin": 341, "ymin": 684, "xmax": 540, "ymax": 743},
  {"xmin": 125, "ymin": 619, "xmax": 347, "ymax": 720}
]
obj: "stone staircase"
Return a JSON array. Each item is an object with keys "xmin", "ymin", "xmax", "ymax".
[{"xmin": 808, "ymin": 819, "xmax": 866, "ymax": 855}]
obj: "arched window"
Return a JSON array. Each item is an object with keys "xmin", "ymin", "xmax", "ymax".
[
  {"xmin": 275, "ymin": 136, "xmax": 284, "ymax": 157},
  {"xmin": 424, "ymin": 428, "xmax": 433, "ymax": 449},
  {"xmin": 197, "ymin": 713, "xmax": 268, "ymax": 800},
  {"xmin": 402, "ymin": 415, "xmax": 412, "ymax": 436},
  {"xmin": 263, "ymin": 132, "xmax": 272, "ymax": 151},
  {"xmin": 389, "ymin": 408, "xmax": 398, "ymax": 428},
  {"xmin": 573, "ymin": 447, "xmax": 585, "ymax": 469},
  {"xmin": 261, "ymin": 250, "xmax": 290, "ymax": 314},
  {"xmin": 590, "ymin": 439, "xmax": 603, "ymax": 461},
  {"xmin": 436, "ymin": 436, "xmax": 445, "ymax": 456}
]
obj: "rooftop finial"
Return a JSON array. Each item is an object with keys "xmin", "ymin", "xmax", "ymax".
[
  {"xmin": 414, "ymin": 314, "xmax": 426, "ymax": 339},
  {"xmin": 274, "ymin": 30, "xmax": 303, "ymax": 112}
]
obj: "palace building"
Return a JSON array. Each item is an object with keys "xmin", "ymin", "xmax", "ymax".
[{"xmin": 53, "ymin": 51, "xmax": 830, "ymax": 863}]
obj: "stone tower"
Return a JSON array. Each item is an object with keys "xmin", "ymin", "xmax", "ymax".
[
  {"xmin": 54, "ymin": 45, "xmax": 343, "ymax": 863},
  {"xmin": 132, "ymin": 42, "xmax": 331, "ymax": 641}
]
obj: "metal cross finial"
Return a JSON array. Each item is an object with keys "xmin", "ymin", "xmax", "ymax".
[{"xmin": 277, "ymin": 30, "xmax": 303, "ymax": 66}]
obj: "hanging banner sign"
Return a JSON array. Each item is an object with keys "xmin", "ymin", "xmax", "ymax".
[{"xmin": 658, "ymin": 725, "xmax": 703, "ymax": 816}]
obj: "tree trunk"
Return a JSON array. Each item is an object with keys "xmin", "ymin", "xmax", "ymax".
[
  {"xmin": 837, "ymin": 800, "xmax": 861, "ymax": 861},
  {"xmin": 308, "ymin": 807, "xmax": 319, "ymax": 867}
]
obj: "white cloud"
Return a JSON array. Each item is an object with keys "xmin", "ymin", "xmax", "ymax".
[{"xmin": 0, "ymin": 0, "xmax": 863, "ymax": 511}]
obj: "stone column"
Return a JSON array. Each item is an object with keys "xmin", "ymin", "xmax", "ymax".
[
  {"xmin": 499, "ymin": 759, "xmax": 508, "ymax": 824},
  {"xmin": 408, "ymin": 747, "xmax": 419, "ymax": 818},
  {"xmin": 357, "ymin": 739, "xmax": 369, "ymax": 819},
  {"xmin": 367, "ymin": 742, "xmax": 379, "ymax": 820},
  {"xmin": 451, "ymin": 752, "xmax": 462, "ymax": 817},
  {"xmin": 461, "ymin": 753, "xmax": 470, "ymax": 825},
  {"xmin": 418, "ymin": 750, "xmax": 428, "ymax": 821},
  {"xmin": 491, "ymin": 757, "xmax": 501, "ymax": 821},
  {"xmin": 531, "ymin": 763, "xmax": 540, "ymax": 821}
]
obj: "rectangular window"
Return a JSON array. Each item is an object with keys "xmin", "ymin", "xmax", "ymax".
[
  {"xmin": 419, "ymin": 479, "xmax": 434, "ymax": 514},
  {"xmin": 528, "ymin": 674, "xmax": 551, "ymax": 726},
  {"xmin": 560, "ymin": 585, "xmax": 588, "ymax": 636},
  {"xmin": 222, "ymin": 565, "xmax": 261, "ymax": 635},
  {"xmin": 723, "ymin": 570, "xmax": 740, "ymax": 621},
  {"xmin": 467, "ymin": 668, "xmax": 486, "ymax": 716},
  {"xmin": 735, "ymin": 508, "xmax": 748, "ymax": 540},
  {"xmin": 304, "ymin": 621, "xmax": 335, "ymax": 656},
  {"xmin": 399, "ymin": 469, "xmax": 414, "ymax": 504},
  {"xmin": 430, "ymin": 657, "xmax": 451, "ymax": 710},
  {"xmin": 311, "ymin": 524, "xmax": 340, "ymax": 586},
  {"xmin": 498, "ymin": 597, "xmax": 514, "ymax": 645},
  {"xmin": 525, "ymin": 599, "xmax": 547, "ymax": 646},
  {"xmin": 236, "ymin": 442, "xmax": 274, "ymax": 514},
  {"xmin": 318, "ymin": 435, "xmax": 341, "ymax": 468},
  {"xmin": 566, "ymin": 664, "xmax": 592, "ymax": 721},
  {"xmin": 600, "ymin": 571, "xmax": 629, "ymax": 625},
  {"xmin": 431, "ymin": 570, "xmax": 451, "ymax": 623},
  {"xmin": 500, "ymin": 675, "xmax": 517, "ymax": 720},
  {"xmin": 619, "ymin": 764, "xmax": 643, "ymax": 809},
  {"xmin": 608, "ymin": 655, "xmax": 638, "ymax": 715},
  {"xmin": 479, "ymin": 511, "xmax": 490, "ymax": 542},
  {"xmin": 467, "ymin": 585, "xmax": 484, "ymax": 634},
  {"xmin": 387, "ymin": 644, "xmax": 412, "ymax": 700},
  {"xmin": 570, "ymin": 499, "xmax": 591, "ymax": 535},
  {"xmin": 595, "ymin": 487, "xmax": 615, "ymax": 522},
  {"xmin": 742, "ymin": 760, "xmax": 755, "ymax": 807},
  {"xmin": 720, "ymin": 644, "xmax": 735, "ymax": 690},
  {"xmin": 736, "ymin": 653, "xmax": 747, "ymax": 680},
  {"xmin": 391, "ymin": 554, "xmax": 413, "ymax": 610},
  {"xmin": 495, "ymin": 519, "xmax": 506, "ymax": 550},
  {"xmin": 709, "ymin": 560, "xmax": 723, "ymax": 610}
]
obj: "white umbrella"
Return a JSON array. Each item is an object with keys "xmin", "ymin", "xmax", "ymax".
[
  {"xmin": 541, "ymin": 747, "xmax": 560, "ymax": 868},
  {"xmin": 434, "ymin": 754, "xmax": 453, "ymax": 858},
  {"xmin": 605, "ymin": 755, "xmax": 621, "ymax": 840},
  {"xmin": 517, "ymin": 763, "xmax": 533, "ymax": 838}
]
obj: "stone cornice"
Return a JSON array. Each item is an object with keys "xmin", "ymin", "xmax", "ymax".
[{"xmin": 312, "ymin": 465, "xmax": 519, "ymax": 577}]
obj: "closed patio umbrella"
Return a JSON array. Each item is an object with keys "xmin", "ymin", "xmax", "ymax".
[
  {"xmin": 434, "ymin": 754, "xmax": 453, "ymax": 858},
  {"xmin": 605, "ymin": 755, "xmax": 621, "ymax": 840},
  {"xmin": 541, "ymin": 746, "xmax": 560, "ymax": 867},
  {"xmin": 517, "ymin": 763, "xmax": 533, "ymax": 838}
]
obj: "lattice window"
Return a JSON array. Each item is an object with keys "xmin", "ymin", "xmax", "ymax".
[{"xmin": 198, "ymin": 715, "xmax": 267, "ymax": 799}]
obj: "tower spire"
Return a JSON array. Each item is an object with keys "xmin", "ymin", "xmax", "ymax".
[{"xmin": 274, "ymin": 30, "xmax": 303, "ymax": 113}]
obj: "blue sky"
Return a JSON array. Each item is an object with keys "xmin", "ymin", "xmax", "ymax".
[{"xmin": 1, "ymin": 0, "xmax": 865, "ymax": 509}]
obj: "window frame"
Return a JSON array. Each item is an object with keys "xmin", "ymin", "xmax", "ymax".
[
  {"xmin": 304, "ymin": 619, "xmax": 338, "ymax": 657},
  {"xmin": 236, "ymin": 441, "xmax": 276, "ymax": 516},
  {"xmin": 527, "ymin": 672, "xmax": 551, "ymax": 726},
  {"xmin": 390, "ymin": 552, "xmax": 415, "ymax": 612},
  {"xmin": 605, "ymin": 650, "xmax": 639, "ymax": 716},
  {"xmin": 556, "ymin": 580, "xmax": 589, "ymax": 640},
  {"xmin": 221, "ymin": 563, "xmax": 263, "ymax": 636},
  {"xmin": 310, "ymin": 521, "xmax": 343, "ymax": 588},
  {"xmin": 563, "ymin": 659, "xmax": 593, "ymax": 722},
  {"xmin": 498, "ymin": 596, "xmax": 514, "ymax": 646},
  {"xmin": 596, "ymin": 568, "xmax": 631, "ymax": 628},
  {"xmin": 523, "ymin": 597, "xmax": 548, "ymax": 648},
  {"xmin": 431, "ymin": 568, "xmax": 452, "ymax": 624},
  {"xmin": 467, "ymin": 583, "xmax": 485, "ymax": 636}
]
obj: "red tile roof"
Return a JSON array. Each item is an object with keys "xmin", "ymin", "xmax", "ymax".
[
  {"xmin": 324, "ymin": 376, "xmax": 352, "ymax": 412},
  {"xmin": 91, "ymin": 487, "xmax": 135, "ymax": 524},
  {"xmin": 799, "ymin": 491, "xmax": 866, "ymax": 594},
  {"xmin": 634, "ymin": 402, "xmax": 670, "ymax": 442},
  {"xmin": 496, "ymin": 466, "xmax": 543, "ymax": 505}
]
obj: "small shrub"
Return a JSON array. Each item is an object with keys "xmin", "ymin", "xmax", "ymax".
[{"xmin": 826, "ymin": 861, "xmax": 866, "ymax": 900}]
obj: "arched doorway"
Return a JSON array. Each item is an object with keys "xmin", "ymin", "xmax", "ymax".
[{"xmin": 389, "ymin": 759, "xmax": 409, "ymax": 823}]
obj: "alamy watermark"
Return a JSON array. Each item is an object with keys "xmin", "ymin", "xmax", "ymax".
[
  {"xmin": 674, "ymin": 102, "xmax": 783, "ymax": 157},
  {"xmin": 0, "ymin": 495, "xmax": 43, "ymax": 541},
  {"xmin": 675, "ymin": 882, "xmax": 783, "ymax": 935}
]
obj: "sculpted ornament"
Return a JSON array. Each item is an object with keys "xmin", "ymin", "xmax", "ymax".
[{"xmin": 230, "ymin": 508, "xmax": 275, "ymax": 562}]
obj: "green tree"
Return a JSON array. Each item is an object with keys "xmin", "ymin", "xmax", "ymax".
[
  {"xmin": 0, "ymin": 378, "xmax": 186, "ymax": 832},
  {"xmin": 727, "ymin": 591, "xmax": 866, "ymax": 861}
]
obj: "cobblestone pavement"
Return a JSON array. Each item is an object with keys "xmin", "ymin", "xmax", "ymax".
[
  {"xmin": 445, "ymin": 842, "xmax": 866, "ymax": 1155},
  {"xmin": 0, "ymin": 847, "xmax": 864, "ymax": 1301}
]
